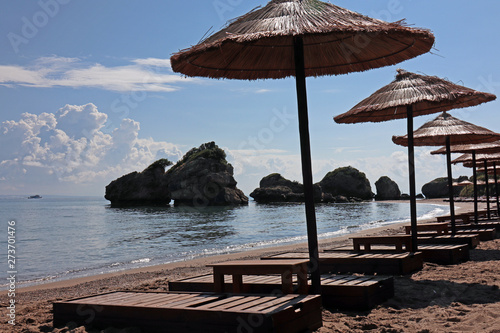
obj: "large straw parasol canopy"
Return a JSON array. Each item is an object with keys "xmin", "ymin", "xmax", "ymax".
[
  {"xmin": 170, "ymin": 0, "xmax": 434, "ymax": 80},
  {"xmin": 334, "ymin": 69, "xmax": 497, "ymax": 124},
  {"xmin": 170, "ymin": 0, "xmax": 436, "ymax": 293},
  {"xmin": 392, "ymin": 112, "xmax": 500, "ymax": 147}
]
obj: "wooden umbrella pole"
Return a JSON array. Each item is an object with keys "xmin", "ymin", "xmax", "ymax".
[
  {"xmin": 484, "ymin": 160, "xmax": 491, "ymax": 219},
  {"xmin": 446, "ymin": 136, "xmax": 456, "ymax": 234},
  {"xmin": 495, "ymin": 162, "xmax": 500, "ymax": 216},
  {"xmin": 473, "ymin": 151, "xmax": 478, "ymax": 224},
  {"xmin": 293, "ymin": 36, "xmax": 321, "ymax": 294},
  {"xmin": 406, "ymin": 105, "xmax": 418, "ymax": 253}
]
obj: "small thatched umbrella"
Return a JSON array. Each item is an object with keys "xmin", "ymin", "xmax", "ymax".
[
  {"xmin": 171, "ymin": 0, "xmax": 435, "ymax": 292},
  {"xmin": 452, "ymin": 152, "xmax": 500, "ymax": 218},
  {"xmin": 432, "ymin": 142, "xmax": 500, "ymax": 221},
  {"xmin": 334, "ymin": 69, "xmax": 496, "ymax": 251},
  {"xmin": 432, "ymin": 140, "xmax": 500, "ymax": 156},
  {"xmin": 393, "ymin": 112, "xmax": 500, "ymax": 232}
]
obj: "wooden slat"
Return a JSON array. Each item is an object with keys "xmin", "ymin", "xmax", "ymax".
[
  {"xmin": 193, "ymin": 295, "xmax": 247, "ymax": 310},
  {"xmin": 224, "ymin": 296, "xmax": 280, "ymax": 311},
  {"xmin": 245, "ymin": 295, "xmax": 298, "ymax": 312},
  {"xmin": 164, "ymin": 293, "xmax": 217, "ymax": 308}
]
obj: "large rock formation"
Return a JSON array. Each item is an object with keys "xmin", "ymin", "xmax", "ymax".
[
  {"xmin": 319, "ymin": 166, "xmax": 373, "ymax": 200},
  {"xmin": 249, "ymin": 173, "xmax": 322, "ymax": 203},
  {"xmin": 105, "ymin": 159, "xmax": 172, "ymax": 207},
  {"xmin": 422, "ymin": 176, "xmax": 469, "ymax": 198},
  {"xmin": 375, "ymin": 176, "xmax": 401, "ymax": 200},
  {"xmin": 166, "ymin": 142, "xmax": 248, "ymax": 206},
  {"xmin": 250, "ymin": 166, "xmax": 374, "ymax": 203},
  {"xmin": 105, "ymin": 142, "xmax": 248, "ymax": 207}
]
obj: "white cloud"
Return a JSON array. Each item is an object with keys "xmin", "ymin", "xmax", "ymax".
[
  {"xmin": 0, "ymin": 56, "xmax": 197, "ymax": 92},
  {"xmin": 1, "ymin": 104, "xmax": 471, "ymax": 197},
  {"xmin": 0, "ymin": 103, "xmax": 183, "ymax": 195}
]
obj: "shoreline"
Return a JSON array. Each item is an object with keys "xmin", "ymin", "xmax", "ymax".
[{"xmin": 5, "ymin": 198, "xmax": 464, "ymax": 295}]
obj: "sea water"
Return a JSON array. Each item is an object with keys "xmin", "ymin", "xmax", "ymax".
[{"xmin": 0, "ymin": 195, "xmax": 448, "ymax": 289}]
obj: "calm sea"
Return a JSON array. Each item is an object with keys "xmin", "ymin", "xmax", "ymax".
[{"xmin": 0, "ymin": 195, "xmax": 448, "ymax": 289}]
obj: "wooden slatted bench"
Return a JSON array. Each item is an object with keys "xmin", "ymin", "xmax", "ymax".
[
  {"xmin": 417, "ymin": 234, "xmax": 480, "ymax": 248},
  {"xmin": 404, "ymin": 222, "xmax": 449, "ymax": 235},
  {"xmin": 261, "ymin": 252, "xmax": 423, "ymax": 275},
  {"xmin": 351, "ymin": 235, "xmax": 412, "ymax": 253},
  {"xmin": 207, "ymin": 259, "xmax": 309, "ymax": 294},
  {"xmin": 53, "ymin": 291, "xmax": 323, "ymax": 333},
  {"xmin": 168, "ymin": 273, "xmax": 394, "ymax": 310},
  {"xmin": 465, "ymin": 221, "xmax": 500, "ymax": 232},
  {"xmin": 325, "ymin": 243, "xmax": 469, "ymax": 265},
  {"xmin": 437, "ymin": 214, "xmax": 470, "ymax": 223},
  {"xmin": 454, "ymin": 228, "xmax": 496, "ymax": 241}
]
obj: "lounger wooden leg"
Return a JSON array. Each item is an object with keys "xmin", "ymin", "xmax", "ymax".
[
  {"xmin": 297, "ymin": 264, "xmax": 309, "ymax": 294},
  {"xmin": 281, "ymin": 271, "xmax": 293, "ymax": 294},
  {"xmin": 232, "ymin": 274, "xmax": 243, "ymax": 293},
  {"xmin": 213, "ymin": 270, "xmax": 224, "ymax": 293}
]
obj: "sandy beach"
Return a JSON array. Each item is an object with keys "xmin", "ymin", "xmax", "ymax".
[{"xmin": 1, "ymin": 199, "xmax": 499, "ymax": 332}]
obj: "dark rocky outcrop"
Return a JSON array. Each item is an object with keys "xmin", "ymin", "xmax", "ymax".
[
  {"xmin": 250, "ymin": 166, "xmax": 373, "ymax": 203},
  {"xmin": 166, "ymin": 142, "xmax": 248, "ymax": 206},
  {"xmin": 319, "ymin": 166, "xmax": 373, "ymax": 200},
  {"xmin": 421, "ymin": 178, "xmax": 449, "ymax": 198},
  {"xmin": 259, "ymin": 173, "xmax": 304, "ymax": 193},
  {"xmin": 249, "ymin": 173, "xmax": 322, "ymax": 203},
  {"xmin": 105, "ymin": 159, "xmax": 172, "ymax": 207},
  {"xmin": 422, "ymin": 176, "xmax": 469, "ymax": 198},
  {"xmin": 105, "ymin": 142, "xmax": 248, "ymax": 207},
  {"xmin": 375, "ymin": 176, "xmax": 401, "ymax": 200}
]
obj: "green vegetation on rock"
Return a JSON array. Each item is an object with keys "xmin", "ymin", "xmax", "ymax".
[{"xmin": 167, "ymin": 141, "xmax": 227, "ymax": 174}]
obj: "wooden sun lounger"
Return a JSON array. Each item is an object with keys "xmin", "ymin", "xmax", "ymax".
[
  {"xmin": 325, "ymin": 244, "xmax": 469, "ymax": 265},
  {"xmin": 404, "ymin": 221, "xmax": 495, "ymax": 241},
  {"xmin": 453, "ymin": 228, "xmax": 496, "ymax": 241},
  {"xmin": 437, "ymin": 214, "xmax": 470, "ymax": 223},
  {"xmin": 404, "ymin": 222, "xmax": 449, "ymax": 235},
  {"xmin": 351, "ymin": 235, "xmax": 412, "ymax": 253},
  {"xmin": 414, "ymin": 229, "xmax": 495, "ymax": 241},
  {"xmin": 260, "ymin": 252, "xmax": 423, "ymax": 275},
  {"xmin": 458, "ymin": 221, "xmax": 500, "ymax": 232},
  {"xmin": 417, "ymin": 234, "xmax": 480, "ymax": 248},
  {"xmin": 169, "ymin": 273, "xmax": 394, "ymax": 310},
  {"xmin": 207, "ymin": 259, "xmax": 309, "ymax": 295},
  {"xmin": 53, "ymin": 291, "xmax": 322, "ymax": 333}
]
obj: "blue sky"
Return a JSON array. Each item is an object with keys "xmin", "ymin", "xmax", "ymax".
[{"xmin": 1, "ymin": 0, "xmax": 499, "ymax": 198}]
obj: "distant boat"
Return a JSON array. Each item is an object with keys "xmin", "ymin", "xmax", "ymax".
[{"xmin": 28, "ymin": 195, "xmax": 42, "ymax": 199}]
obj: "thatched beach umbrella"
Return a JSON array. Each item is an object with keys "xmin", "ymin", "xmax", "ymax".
[
  {"xmin": 171, "ymin": 0, "xmax": 435, "ymax": 293},
  {"xmin": 334, "ymin": 69, "xmax": 496, "ymax": 251},
  {"xmin": 432, "ymin": 142, "xmax": 500, "ymax": 221},
  {"xmin": 432, "ymin": 140, "xmax": 500, "ymax": 156},
  {"xmin": 452, "ymin": 152, "xmax": 500, "ymax": 219},
  {"xmin": 393, "ymin": 112, "xmax": 500, "ymax": 232}
]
